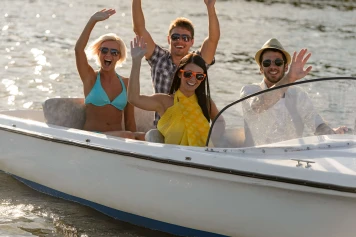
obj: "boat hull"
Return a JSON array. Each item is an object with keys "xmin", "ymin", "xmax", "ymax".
[{"xmin": 1, "ymin": 125, "xmax": 356, "ymax": 237}]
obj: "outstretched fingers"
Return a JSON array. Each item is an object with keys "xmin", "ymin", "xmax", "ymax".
[
  {"xmin": 302, "ymin": 51, "xmax": 312, "ymax": 65},
  {"xmin": 299, "ymin": 49, "xmax": 312, "ymax": 73},
  {"xmin": 131, "ymin": 36, "xmax": 139, "ymax": 49},
  {"xmin": 295, "ymin": 49, "xmax": 311, "ymax": 64},
  {"xmin": 304, "ymin": 65, "xmax": 312, "ymax": 74},
  {"xmin": 295, "ymin": 48, "xmax": 305, "ymax": 63},
  {"xmin": 291, "ymin": 51, "xmax": 297, "ymax": 64},
  {"xmin": 133, "ymin": 35, "xmax": 146, "ymax": 49},
  {"xmin": 288, "ymin": 48, "xmax": 313, "ymax": 81},
  {"xmin": 130, "ymin": 36, "xmax": 147, "ymax": 59},
  {"xmin": 140, "ymin": 36, "xmax": 147, "ymax": 50},
  {"xmin": 101, "ymin": 8, "xmax": 115, "ymax": 14},
  {"xmin": 292, "ymin": 49, "xmax": 311, "ymax": 67},
  {"xmin": 92, "ymin": 8, "xmax": 116, "ymax": 21}
]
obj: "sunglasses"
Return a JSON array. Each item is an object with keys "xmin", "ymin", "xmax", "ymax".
[
  {"xmin": 262, "ymin": 58, "xmax": 284, "ymax": 67},
  {"xmin": 170, "ymin": 33, "xmax": 192, "ymax": 42},
  {"xmin": 99, "ymin": 47, "xmax": 120, "ymax": 56},
  {"xmin": 180, "ymin": 69, "xmax": 206, "ymax": 81}
]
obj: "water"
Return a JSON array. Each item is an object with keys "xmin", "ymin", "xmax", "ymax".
[{"xmin": 1, "ymin": 0, "xmax": 355, "ymax": 236}]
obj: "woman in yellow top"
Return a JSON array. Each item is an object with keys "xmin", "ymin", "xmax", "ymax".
[{"xmin": 128, "ymin": 36, "xmax": 222, "ymax": 147}]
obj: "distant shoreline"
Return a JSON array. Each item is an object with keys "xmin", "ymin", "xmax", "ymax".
[{"xmin": 246, "ymin": 0, "xmax": 356, "ymax": 11}]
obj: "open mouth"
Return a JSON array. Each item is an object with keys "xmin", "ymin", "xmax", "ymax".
[{"xmin": 104, "ymin": 59, "xmax": 112, "ymax": 66}]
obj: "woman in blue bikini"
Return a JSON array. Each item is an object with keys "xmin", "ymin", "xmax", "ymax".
[{"xmin": 75, "ymin": 8, "xmax": 144, "ymax": 140}]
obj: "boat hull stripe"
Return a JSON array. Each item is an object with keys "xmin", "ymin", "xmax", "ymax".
[{"xmin": 12, "ymin": 174, "xmax": 227, "ymax": 237}]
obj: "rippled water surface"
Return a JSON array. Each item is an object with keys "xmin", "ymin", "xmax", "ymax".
[{"xmin": 1, "ymin": 0, "xmax": 356, "ymax": 236}]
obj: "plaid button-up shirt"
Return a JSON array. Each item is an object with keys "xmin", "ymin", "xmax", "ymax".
[
  {"xmin": 148, "ymin": 45, "xmax": 176, "ymax": 95},
  {"xmin": 147, "ymin": 44, "xmax": 214, "ymax": 126}
]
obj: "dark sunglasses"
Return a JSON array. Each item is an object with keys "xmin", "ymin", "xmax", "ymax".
[
  {"xmin": 180, "ymin": 69, "xmax": 206, "ymax": 81},
  {"xmin": 170, "ymin": 33, "xmax": 192, "ymax": 42},
  {"xmin": 99, "ymin": 47, "xmax": 120, "ymax": 56},
  {"xmin": 262, "ymin": 58, "xmax": 284, "ymax": 67}
]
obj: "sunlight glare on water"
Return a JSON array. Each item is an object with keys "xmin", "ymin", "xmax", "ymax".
[{"xmin": 0, "ymin": 0, "xmax": 355, "ymax": 236}]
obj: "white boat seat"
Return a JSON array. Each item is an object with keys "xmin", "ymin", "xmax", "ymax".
[
  {"xmin": 133, "ymin": 107, "xmax": 155, "ymax": 133},
  {"xmin": 42, "ymin": 98, "xmax": 86, "ymax": 129},
  {"xmin": 145, "ymin": 129, "xmax": 164, "ymax": 143},
  {"xmin": 42, "ymin": 98, "xmax": 155, "ymax": 132}
]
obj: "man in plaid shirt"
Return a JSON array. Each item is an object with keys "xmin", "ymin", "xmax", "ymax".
[{"xmin": 132, "ymin": 0, "xmax": 220, "ymax": 126}]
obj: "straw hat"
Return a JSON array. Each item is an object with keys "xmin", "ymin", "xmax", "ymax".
[{"xmin": 254, "ymin": 38, "xmax": 291, "ymax": 66}]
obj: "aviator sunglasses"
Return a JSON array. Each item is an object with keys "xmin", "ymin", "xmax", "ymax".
[
  {"xmin": 99, "ymin": 47, "xmax": 120, "ymax": 57},
  {"xmin": 170, "ymin": 33, "xmax": 192, "ymax": 42},
  {"xmin": 262, "ymin": 58, "xmax": 284, "ymax": 67},
  {"xmin": 180, "ymin": 69, "xmax": 206, "ymax": 81}
]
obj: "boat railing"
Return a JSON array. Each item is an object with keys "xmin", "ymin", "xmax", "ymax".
[{"xmin": 207, "ymin": 77, "xmax": 356, "ymax": 148}]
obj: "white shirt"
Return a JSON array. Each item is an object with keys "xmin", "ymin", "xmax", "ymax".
[{"xmin": 240, "ymin": 80, "xmax": 325, "ymax": 147}]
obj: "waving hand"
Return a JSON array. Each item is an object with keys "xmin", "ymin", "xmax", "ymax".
[
  {"xmin": 287, "ymin": 49, "xmax": 312, "ymax": 83},
  {"xmin": 130, "ymin": 35, "xmax": 147, "ymax": 61},
  {"xmin": 90, "ymin": 9, "xmax": 116, "ymax": 22}
]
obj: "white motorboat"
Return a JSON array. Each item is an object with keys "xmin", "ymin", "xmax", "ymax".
[{"xmin": 0, "ymin": 78, "xmax": 356, "ymax": 237}]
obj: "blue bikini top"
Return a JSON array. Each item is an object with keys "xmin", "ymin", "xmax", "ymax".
[{"xmin": 85, "ymin": 73, "xmax": 127, "ymax": 110}]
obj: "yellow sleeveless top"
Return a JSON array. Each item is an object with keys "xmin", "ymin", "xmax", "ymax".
[{"xmin": 157, "ymin": 90, "xmax": 210, "ymax": 147}]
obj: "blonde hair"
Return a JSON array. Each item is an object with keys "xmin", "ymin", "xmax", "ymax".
[{"xmin": 86, "ymin": 33, "xmax": 127, "ymax": 68}]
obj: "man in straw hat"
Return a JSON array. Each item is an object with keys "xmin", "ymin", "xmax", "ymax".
[{"xmin": 240, "ymin": 38, "xmax": 347, "ymax": 147}]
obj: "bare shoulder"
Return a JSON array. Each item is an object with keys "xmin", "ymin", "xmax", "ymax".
[{"xmin": 120, "ymin": 75, "xmax": 129, "ymax": 86}]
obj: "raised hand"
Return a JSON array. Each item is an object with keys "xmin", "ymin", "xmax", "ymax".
[
  {"xmin": 287, "ymin": 49, "xmax": 312, "ymax": 83},
  {"xmin": 204, "ymin": 0, "xmax": 216, "ymax": 7},
  {"xmin": 130, "ymin": 36, "xmax": 147, "ymax": 60},
  {"xmin": 90, "ymin": 9, "xmax": 116, "ymax": 22},
  {"xmin": 333, "ymin": 126, "xmax": 349, "ymax": 134}
]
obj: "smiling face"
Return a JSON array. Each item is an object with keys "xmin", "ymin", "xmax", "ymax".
[
  {"xmin": 260, "ymin": 50, "xmax": 288, "ymax": 88},
  {"xmin": 168, "ymin": 27, "xmax": 194, "ymax": 58},
  {"xmin": 98, "ymin": 41, "xmax": 121, "ymax": 71},
  {"xmin": 178, "ymin": 63, "xmax": 205, "ymax": 95}
]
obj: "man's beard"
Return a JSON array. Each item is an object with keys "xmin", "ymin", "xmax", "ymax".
[{"xmin": 265, "ymin": 70, "xmax": 285, "ymax": 85}]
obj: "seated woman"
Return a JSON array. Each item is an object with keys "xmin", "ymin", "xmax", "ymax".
[
  {"xmin": 75, "ymin": 9, "xmax": 144, "ymax": 140},
  {"xmin": 128, "ymin": 36, "xmax": 223, "ymax": 147}
]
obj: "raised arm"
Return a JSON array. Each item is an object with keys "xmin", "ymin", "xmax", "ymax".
[
  {"xmin": 199, "ymin": 0, "xmax": 220, "ymax": 65},
  {"xmin": 75, "ymin": 9, "xmax": 116, "ymax": 81},
  {"xmin": 131, "ymin": 0, "xmax": 156, "ymax": 59},
  {"xmin": 128, "ymin": 36, "xmax": 166, "ymax": 114},
  {"xmin": 245, "ymin": 49, "xmax": 312, "ymax": 113},
  {"xmin": 122, "ymin": 78, "xmax": 137, "ymax": 132}
]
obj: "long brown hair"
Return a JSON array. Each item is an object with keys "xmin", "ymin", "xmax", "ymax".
[{"xmin": 169, "ymin": 53, "xmax": 211, "ymax": 122}]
